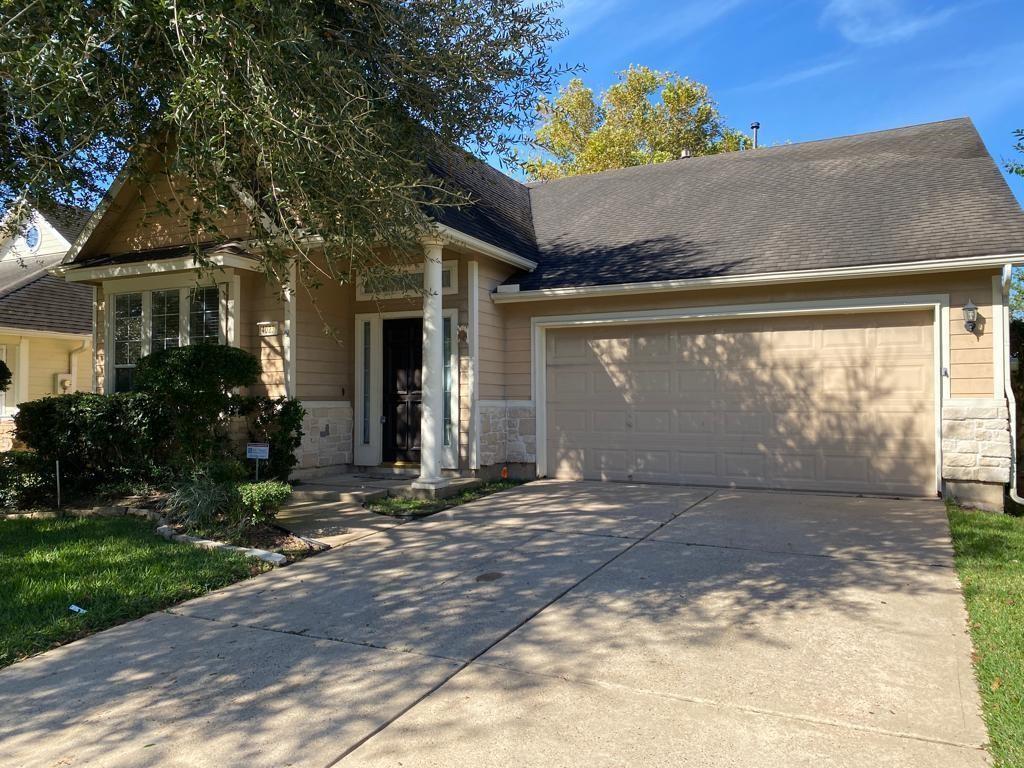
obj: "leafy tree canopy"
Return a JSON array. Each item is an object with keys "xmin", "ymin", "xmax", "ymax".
[
  {"xmin": 523, "ymin": 66, "xmax": 750, "ymax": 181},
  {"xmin": 1, "ymin": 0, "xmax": 567, "ymax": 286},
  {"xmin": 1008, "ymin": 130, "xmax": 1023, "ymax": 318}
]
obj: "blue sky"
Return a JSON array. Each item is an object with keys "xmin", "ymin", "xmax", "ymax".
[{"xmin": 528, "ymin": 0, "xmax": 1024, "ymax": 202}]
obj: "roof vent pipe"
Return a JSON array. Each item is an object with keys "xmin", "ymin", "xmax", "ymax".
[
  {"xmin": 750, "ymin": 122, "xmax": 760, "ymax": 149},
  {"xmin": 679, "ymin": 148, "xmax": 692, "ymax": 159}
]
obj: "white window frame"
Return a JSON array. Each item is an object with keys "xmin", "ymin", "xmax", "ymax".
[
  {"xmin": 356, "ymin": 260, "xmax": 458, "ymax": 301},
  {"xmin": 353, "ymin": 308, "xmax": 459, "ymax": 469},
  {"xmin": 104, "ymin": 275, "xmax": 230, "ymax": 393}
]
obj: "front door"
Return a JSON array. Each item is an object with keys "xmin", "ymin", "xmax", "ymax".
[{"xmin": 382, "ymin": 318, "xmax": 422, "ymax": 462}]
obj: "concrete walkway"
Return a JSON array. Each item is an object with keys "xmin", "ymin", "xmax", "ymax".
[{"xmin": 0, "ymin": 482, "xmax": 987, "ymax": 767}]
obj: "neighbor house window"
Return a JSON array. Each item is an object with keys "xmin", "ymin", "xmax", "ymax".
[{"xmin": 110, "ymin": 284, "xmax": 224, "ymax": 392}]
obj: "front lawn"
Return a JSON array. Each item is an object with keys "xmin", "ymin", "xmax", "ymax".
[
  {"xmin": 0, "ymin": 515, "xmax": 267, "ymax": 668},
  {"xmin": 366, "ymin": 480, "xmax": 524, "ymax": 518},
  {"xmin": 947, "ymin": 503, "xmax": 1024, "ymax": 768}
]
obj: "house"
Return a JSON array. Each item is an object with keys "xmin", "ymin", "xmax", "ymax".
[
  {"xmin": 0, "ymin": 206, "xmax": 94, "ymax": 450},
  {"xmin": 56, "ymin": 118, "xmax": 1024, "ymax": 510}
]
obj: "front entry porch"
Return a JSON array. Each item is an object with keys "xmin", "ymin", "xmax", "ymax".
[{"xmin": 353, "ymin": 238, "xmax": 461, "ymax": 488}]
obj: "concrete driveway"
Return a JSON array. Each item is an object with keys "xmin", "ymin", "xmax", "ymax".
[{"xmin": 0, "ymin": 481, "xmax": 986, "ymax": 767}]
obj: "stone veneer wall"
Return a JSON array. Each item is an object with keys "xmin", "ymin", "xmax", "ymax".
[
  {"xmin": 941, "ymin": 400, "xmax": 1012, "ymax": 485},
  {"xmin": 0, "ymin": 419, "xmax": 16, "ymax": 452},
  {"xmin": 479, "ymin": 402, "xmax": 536, "ymax": 467},
  {"xmin": 298, "ymin": 400, "xmax": 353, "ymax": 470}
]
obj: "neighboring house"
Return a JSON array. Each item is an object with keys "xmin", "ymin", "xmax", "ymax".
[
  {"xmin": 56, "ymin": 118, "xmax": 1024, "ymax": 510},
  {"xmin": 0, "ymin": 207, "xmax": 94, "ymax": 450}
]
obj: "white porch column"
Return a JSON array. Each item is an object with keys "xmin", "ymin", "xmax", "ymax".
[{"xmin": 413, "ymin": 238, "xmax": 449, "ymax": 490}]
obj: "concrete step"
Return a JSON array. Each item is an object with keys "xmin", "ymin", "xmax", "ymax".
[{"xmin": 287, "ymin": 486, "xmax": 389, "ymax": 505}]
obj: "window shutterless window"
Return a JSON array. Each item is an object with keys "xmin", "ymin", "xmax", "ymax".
[
  {"xmin": 109, "ymin": 285, "xmax": 224, "ymax": 392},
  {"xmin": 150, "ymin": 289, "xmax": 181, "ymax": 352},
  {"xmin": 113, "ymin": 293, "xmax": 144, "ymax": 392},
  {"xmin": 189, "ymin": 286, "xmax": 220, "ymax": 345}
]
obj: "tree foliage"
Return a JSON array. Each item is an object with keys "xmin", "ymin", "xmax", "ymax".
[
  {"xmin": 0, "ymin": 360, "xmax": 10, "ymax": 393},
  {"xmin": 1, "ymin": 0, "xmax": 567, "ymax": 286},
  {"xmin": 1009, "ymin": 128, "xmax": 1024, "ymax": 180},
  {"xmin": 523, "ymin": 66, "xmax": 750, "ymax": 181}
]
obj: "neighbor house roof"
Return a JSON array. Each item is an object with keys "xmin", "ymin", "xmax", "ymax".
[
  {"xmin": 509, "ymin": 117, "xmax": 1024, "ymax": 291},
  {"xmin": 0, "ymin": 205, "xmax": 93, "ymax": 334}
]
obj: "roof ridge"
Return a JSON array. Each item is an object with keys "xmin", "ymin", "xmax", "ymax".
[{"xmin": 522, "ymin": 116, "xmax": 976, "ymax": 187}]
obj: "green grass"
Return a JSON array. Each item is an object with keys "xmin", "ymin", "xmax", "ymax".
[
  {"xmin": 366, "ymin": 480, "xmax": 524, "ymax": 518},
  {"xmin": 947, "ymin": 502, "xmax": 1024, "ymax": 767},
  {"xmin": 0, "ymin": 515, "xmax": 267, "ymax": 668}
]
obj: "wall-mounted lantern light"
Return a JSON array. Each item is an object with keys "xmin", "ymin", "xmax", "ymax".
[{"xmin": 962, "ymin": 299, "xmax": 979, "ymax": 334}]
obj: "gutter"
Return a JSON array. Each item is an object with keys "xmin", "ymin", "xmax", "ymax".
[
  {"xmin": 1001, "ymin": 265, "xmax": 1024, "ymax": 507},
  {"xmin": 493, "ymin": 252, "xmax": 1024, "ymax": 303},
  {"xmin": 67, "ymin": 339, "xmax": 88, "ymax": 394}
]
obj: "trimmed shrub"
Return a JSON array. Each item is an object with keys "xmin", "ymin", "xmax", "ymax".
[
  {"xmin": 234, "ymin": 481, "xmax": 292, "ymax": 530},
  {"xmin": 0, "ymin": 359, "xmax": 11, "ymax": 394},
  {"xmin": 0, "ymin": 450, "xmax": 48, "ymax": 509},
  {"xmin": 232, "ymin": 396, "xmax": 305, "ymax": 480},
  {"xmin": 134, "ymin": 345, "xmax": 263, "ymax": 467},
  {"xmin": 14, "ymin": 393, "xmax": 171, "ymax": 494}
]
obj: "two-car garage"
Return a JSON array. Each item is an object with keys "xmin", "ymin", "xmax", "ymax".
[{"xmin": 543, "ymin": 309, "xmax": 937, "ymax": 497}]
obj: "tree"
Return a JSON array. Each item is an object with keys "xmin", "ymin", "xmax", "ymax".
[
  {"xmin": 1, "ymin": 1, "xmax": 567, "ymax": 286},
  {"xmin": 523, "ymin": 66, "xmax": 750, "ymax": 181},
  {"xmin": 1008, "ymin": 130, "xmax": 1024, "ymax": 318},
  {"xmin": 0, "ymin": 360, "xmax": 10, "ymax": 393},
  {"xmin": 1009, "ymin": 128, "xmax": 1024, "ymax": 180}
]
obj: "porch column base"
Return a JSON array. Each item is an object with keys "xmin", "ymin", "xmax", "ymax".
[{"xmin": 411, "ymin": 476, "xmax": 451, "ymax": 491}]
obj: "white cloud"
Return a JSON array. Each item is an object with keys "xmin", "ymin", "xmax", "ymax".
[
  {"xmin": 624, "ymin": 0, "xmax": 750, "ymax": 48},
  {"xmin": 556, "ymin": 0, "xmax": 625, "ymax": 37},
  {"xmin": 822, "ymin": 0, "xmax": 957, "ymax": 45},
  {"xmin": 736, "ymin": 57, "xmax": 856, "ymax": 91}
]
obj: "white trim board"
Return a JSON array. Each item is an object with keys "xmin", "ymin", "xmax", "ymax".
[
  {"xmin": 0, "ymin": 327, "xmax": 92, "ymax": 341},
  {"xmin": 353, "ymin": 308, "xmax": 460, "ymax": 470},
  {"xmin": 530, "ymin": 294, "xmax": 950, "ymax": 495},
  {"xmin": 60, "ymin": 252, "xmax": 260, "ymax": 282},
  {"xmin": 494, "ymin": 254, "xmax": 1023, "ymax": 303}
]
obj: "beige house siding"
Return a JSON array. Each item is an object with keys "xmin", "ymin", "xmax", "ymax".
[
  {"xmin": 240, "ymin": 271, "xmax": 288, "ymax": 397},
  {"xmin": 498, "ymin": 270, "xmax": 1000, "ymax": 401},
  {"xmin": 478, "ymin": 258, "xmax": 517, "ymax": 401},
  {"xmin": 295, "ymin": 279, "xmax": 355, "ymax": 401},
  {"xmin": 94, "ymin": 173, "xmax": 253, "ymax": 257}
]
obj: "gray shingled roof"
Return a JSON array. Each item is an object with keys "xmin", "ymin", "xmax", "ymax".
[
  {"xmin": 0, "ymin": 271, "xmax": 92, "ymax": 334},
  {"xmin": 427, "ymin": 145, "xmax": 537, "ymax": 259},
  {"xmin": 67, "ymin": 118, "xmax": 1024, "ymax": 291},
  {"xmin": 509, "ymin": 117, "xmax": 1024, "ymax": 290},
  {"xmin": 41, "ymin": 204, "xmax": 92, "ymax": 246}
]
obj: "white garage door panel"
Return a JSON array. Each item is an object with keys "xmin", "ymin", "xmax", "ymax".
[{"xmin": 546, "ymin": 311, "xmax": 936, "ymax": 496}]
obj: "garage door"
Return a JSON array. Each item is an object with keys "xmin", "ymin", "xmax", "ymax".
[{"xmin": 545, "ymin": 311, "xmax": 936, "ymax": 496}]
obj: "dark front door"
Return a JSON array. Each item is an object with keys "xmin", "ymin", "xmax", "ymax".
[{"xmin": 382, "ymin": 318, "xmax": 422, "ymax": 462}]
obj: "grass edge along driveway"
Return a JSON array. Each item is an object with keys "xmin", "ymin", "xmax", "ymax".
[
  {"xmin": 1, "ymin": 514, "xmax": 268, "ymax": 668},
  {"xmin": 948, "ymin": 502, "xmax": 1024, "ymax": 768}
]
